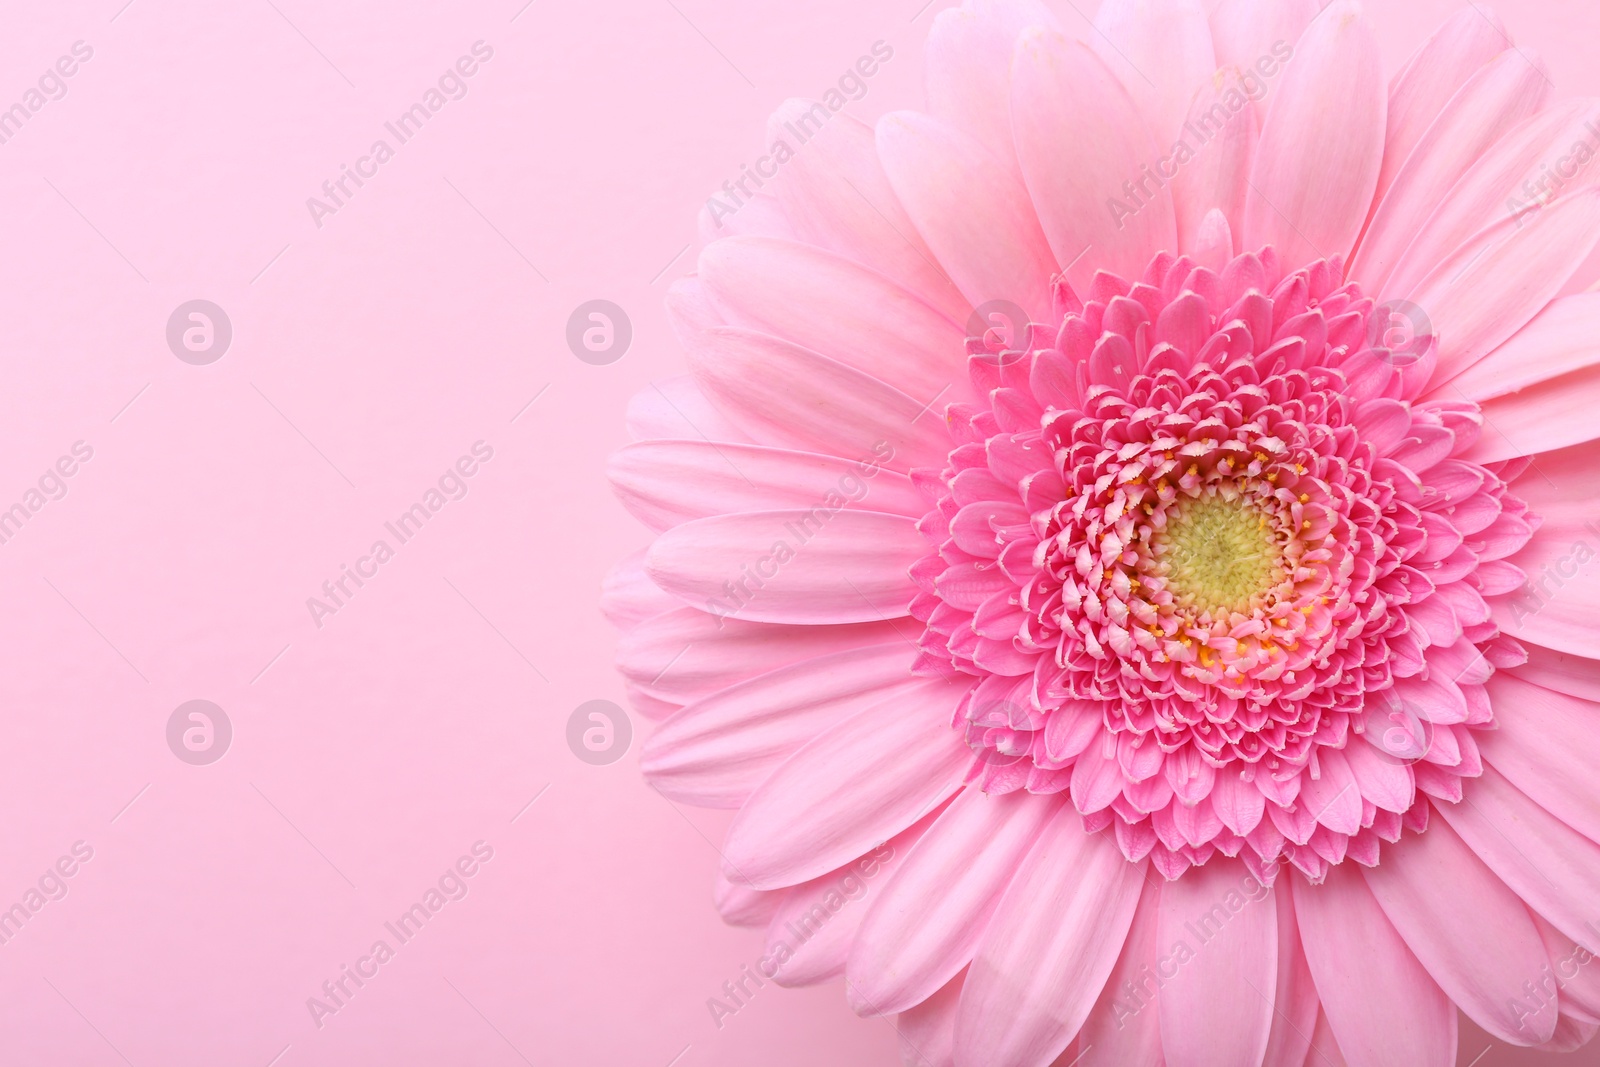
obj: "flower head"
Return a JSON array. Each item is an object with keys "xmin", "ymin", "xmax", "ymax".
[{"xmin": 608, "ymin": 1, "xmax": 1600, "ymax": 1063}]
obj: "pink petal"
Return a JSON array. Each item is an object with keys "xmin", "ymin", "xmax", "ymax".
[
  {"xmin": 1092, "ymin": 0, "xmax": 1217, "ymax": 145},
  {"xmin": 1372, "ymin": 6, "xmax": 1509, "ymax": 216},
  {"xmin": 714, "ymin": 871, "xmax": 781, "ymax": 927},
  {"xmin": 600, "ymin": 548, "xmax": 678, "ymax": 630},
  {"xmin": 681, "ymin": 326, "xmax": 952, "ymax": 471},
  {"xmin": 877, "ymin": 111, "xmax": 1057, "ymax": 323},
  {"xmin": 925, "ymin": 0, "xmax": 1061, "ymax": 176},
  {"xmin": 611, "ymin": 439, "xmax": 925, "ymax": 532},
  {"xmin": 625, "ymin": 369, "xmax": 751, "ymax": 445},
  {"xmin": 1448, "ymin": 293, "xmax": 1600, "ymax": 402},
  {"xmin": 1509, "ymin": 642, "xmax": 1600, "ymax": 703},
  {"xmin": 1384, "ymin": 99, "xmax": 1600, "ymax": 299},
  {"xmin": 1293, "ymin": 864, "xmax": 1457, "ymax": 1067},
  {"xmin": 1074, "ymin": 881, "xmax": 1165, "ymax": 1067},
  {"xmin": 646, "ymin": 509, "xmax": 926, "ymax": 625},
  {"xmin": 1343, "ymin": 737, "xmax": 1416, "ymax": 814},
  {"xmin": 721, "ymin": 678, "xmax": 969, "ymax": 888},
  {"xmin": 1010, "ymin": 29, "xmax": 1176, "ymax": 292},
  {"xmin": 1437, "ymin": 764, "xmax": 1600, "ymax": 956},
  {"xmin": 618, "ymin": 607, "xmax": 901, "ymax": 704},
  {"xmin": 1261, "ymin": 887, "xmax": 1319, "ymax": 1067},
  {"xmin": 640, "ymin": 644, "xmax": 921, "ymax": 806},
  {"xmin": 1401, "ymin": 188, "xmax": 1600, "ymax": 388},
  {"xmin": 1489, "ymin": 475, "xmax": 1600, "ymax": 657},
  {"xmin": 699, "ymin": 236, "xmax": 968, "ymax": 404},
  {"xmin": 1243, "ymin": 2, "xmax": 1385, "ymax": 267},
  {"xmin": 1352, "ymin": 49, "xmax": 1550, "ymax": 290},
  {"xmin": 1363, "ymin": 814, "xmax": 1558, "ymax": 1044},
  {"xmin": 896, "ymin": 969, "xmax": 963, "ymax": 1067},
  {"xmin": 955, "ymin": 813, "xmax": 1147, "ymax": 1067},
  {"xmin": 847, "ymin": 789, "xmax": 1065, "ymax": 1015},
  {"xmin": 1479, "ymin": 673, "xmax": 1600, "ymax": 847},
  {"xmin": 1306, "ymin": 1008, "xmax": 1352, "ymax": 1067},
  {"xmin": 1171, "ymin": 68, "xmax": 1257, "ymax": 255},
  {"xmin": 1207, "ymin": 0, "xmax": 1322, "ymax": 122},
  {"xmin": 763, "ymin": 103, "xmax": 968, "ymax": 322},
  {"xmin": 1156, "ymin": 859, "xmax": 1278, "ymax": 1067},
  {"xmin": 698, "ymin": 190, "xmax": 794, "ymax": 244},
  {"xmin": 1531, "ymin": 913, "xmax": 1600, "ymax": 1024},
  {"xmin": 1467, "ymin": 359, "xmax": 1600, "ymax": 462},
  {"xmin": 1300, "ymin": 748, "xmax": 1362, "ymax": 834},
  {"xmin": 765, "ymin": 818, "xmax": 926, "ymax": 987}
]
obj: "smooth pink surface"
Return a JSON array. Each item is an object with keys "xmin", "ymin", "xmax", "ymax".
[{"xmin": 0, "ymin": 1, "xmax": 1595, "ymax": 1064}]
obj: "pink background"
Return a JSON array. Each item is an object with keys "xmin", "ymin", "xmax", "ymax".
[{"xmin": 0, "ymin": 0, "xmax": 1594, "ymax": 1063}]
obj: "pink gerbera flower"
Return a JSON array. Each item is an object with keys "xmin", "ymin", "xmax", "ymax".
[{"xmin": 606, "ymin": 1, "xmax": 1600, "ymax": 1063}]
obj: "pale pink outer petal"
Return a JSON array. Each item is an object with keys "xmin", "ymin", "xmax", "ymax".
[
  {"xmin": 877, "ymin": 111, "xmax": 1057, "ymax": 321},
  {"xmin": 1305, "ymin": 1008, "xmax": 1351, "ymax": 1067},
  {"xmin": 1075, "ymin": 882, "xmax": 1165, "ymax": 1067},
  {"xmin": 1490, "ymin": 454, "xmax": 1600, "ymax": 657},
  {"xmin": 897, "ymin": 969, "xmax": 963, "ymax": 1067},
  {"xmin": 765, "ymin": 820, "xmax": 925, "ymax": 987},
  {"xmin": 1541, "ymin": 1013, "xmax": 1600, "ymax": 1053},
  {"xmin": 1479, "ymin": 673, "xmax": 1600, "ymax": 846},
  {"xmin": 1401, "ymin": 188, "xmax": 1600, "ymax": 390},
  {"xmin": 1293, "ymin": 864, "xmax": 1457, "ymax": 1067},
  {"xmin": 1531, "ymin": 913, "xmax": 1600, "ymax": 1023},
  {"xmin": 1362, "ymin": 814, "xmax": 1558, "ymax": 1044},
  {"xmin": 763, "ymin": 103, "xmax": 969, "ymax": 322},
  {"xmin": 1207, "ymin": 0, "xmax": 1320, "ymax": 121},
  {"xmin": 618, "ymin": 608, "xmax": 901, "ymax": 705},
  {"xmin": 640, "ymin": 644, "xmax": 923, "ymax": 806},
  {"xmin": 720, "ymin": 676, "xmax": 969, "ymax": 889},
  {"xmin": 1467, "ymin": 363, "xmax": 1600, "ymax": 462},
  {"xmin": 1242, "ymin": 1, "xmax": 1385, "ymax": 267},
  {"xmin": 646, "ymin": 509, "xmax": 926, "ymax": 625},
  {"xmin": 1171, "ymin": 69, "xmax": 1258, "ymax": 254},
  {"xmin": 1383, "ymin": 99, "xmax": 1600, "ymax": 300},
  {"xmin": 698, "ymin": 190, "xmax": 795, "ymax": 245},
  {"xmin": 1446, "ymin": 293, "xmax": 1600, "ymax": 402},
  {"xmin": 925, "ymin": 0, "xmax": 1062, "ymax": 176},
  {"xmin": 624, "ymin": 371, "xmax": 752, "ymax": 445},
  {"xmin": 714, "ymin": 870, "xmax": 781, "ymax": 927},
  {"xmin": 681, "ymin": 326, "xmax": 953, "ymax": 470},
  {"xmin": 1437, "ymin": 765, "xmax": 1600, "ymax": 955},
  {"xmin": 1010, "ymin": 29, "xmax": 1177, "ymax": 291},
  {"xmin": 1261, "ymin": 887, "xmax": 1318, "ymax": 1067},
  {"xmin": 611, "ymin": 440, "xmax": 925, "ymax": 532},
  {"xmin": 1156, "ymin": 860, "xmax": 1278, "ymax": 1067},
  {"xmin": 954, "ymin": 813, "xmax": 1147, "ymax": 1067},
  {"xmin": 1351, "ymin": 49, "xmax": 1551, "ymax": 290},
  {"xmin": 847, "ymin": 789, "xmax": 1065, "ymax": 1016},
  {"xmin": 698, "ymin": 236, "xmax": 969, "ymax": 404},
  {"xmin": 1509, "ymin": 642, "xmax": 1600, "ymax": 703},
  {"xmin": 1091, "ymin": 0, "xmax": 1217, "ymax": 145},
  {"xmin": 1372, "ymin": 6, "xmax": 1509, "ymax": 213},
  {"xmin": 600, "ymin": 549, "xmax": 678, "ymax": 630}
]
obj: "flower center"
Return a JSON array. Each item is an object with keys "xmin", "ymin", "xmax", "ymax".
[{"xmin": 1151, "ymin": 491, "xmax": 1284, "ymax": 617}]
